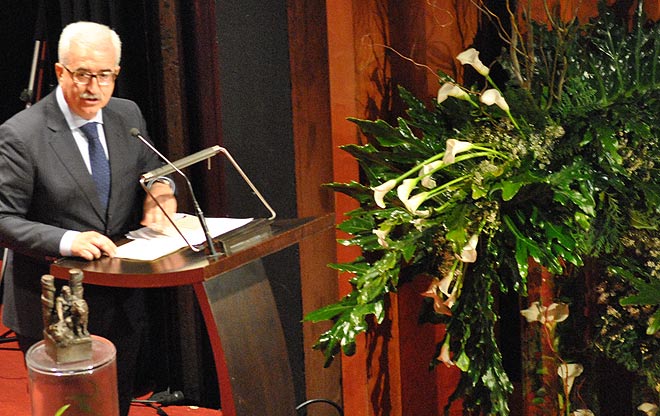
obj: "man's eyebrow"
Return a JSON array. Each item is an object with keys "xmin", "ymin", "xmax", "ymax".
[{"xmin": 73, "ymin": 67, "xmax": 115, "ymax": 73}]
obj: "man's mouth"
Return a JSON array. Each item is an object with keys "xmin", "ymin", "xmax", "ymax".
[{"xmin": 80, "ymin": 93, "xmax": 100, "ymax": 102}]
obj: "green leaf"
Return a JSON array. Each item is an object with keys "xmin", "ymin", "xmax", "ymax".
[
  {"xmin": 398, "ymin": 239, "xmax": 418, "ymax": 263},
  {"xmin": 598, "ymin": 125, "xmax": 623, "ymax": 165},
  {"xmin": 311, "ymin": 298, "xmax": 386, "ymax": 366},
  {"xmin": 347, "ymin": 118, "xmax": 408, "ymax": 147},
  {"xmin": 456, "ymin": 351, "xmax": 471, "ymax": 371},
  {"xmin": 647, "ymin": 309, "xmax": 660, "ymax": 335},
  {"xmin": 323, "ymin": 181, "xmax": 373, "ymax": 204},
  {"xmin": 446, "ymin": 227, "xmax": 467, "ymax": 248},
  {"xmin": 620, "ymin": 286, "xmax": 660, "ymax": 306},
  {"xmin": 303, "ymin": 302, "xmax": 356, "ymax": 323},
  {"xmin": 618, "ymin": 266, "xmax": 660, "ymax": 306},
  {"xmin": 327, "ymin": 260, "xmax": 370, "ymax": 274},
  {"xmin": 515, "ymin": 247, "xmax": 529, "ymax": 278},
  {"xmin": 499, "ymin": 180, "xmax": 525, "ymax": 201},
  {"xmin": 337, "ymin": 215, "xmax": 375, "ymax": 235}
]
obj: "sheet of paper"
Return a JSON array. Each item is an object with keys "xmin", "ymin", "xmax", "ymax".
[{"xmin": 115, "ymin": 214, "xmax": 253, "ymax": 261}]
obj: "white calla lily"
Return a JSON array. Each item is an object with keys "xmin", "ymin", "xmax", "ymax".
[
  {"xmin": 520, "ymin": 301, "xmax": 543, "ymax": 323},
  {"xmin": 404, "ymin": 192, "xmax": 428, "ymax": 214},
  {"xmin": 443, "ymin": 139, "xmax": 473, "ymax": 165},
  {"xmin": 520, "ymin": 301, "xmax": 569, "ymax": 326},
  {"xmin": 438, "ymin": 271, "xmax": 453, "ymax": 296},
  {"xmin": 480, "ymin": 89, "xmax": 510, "ymax": 112},
  {"xmin": 457, "ymin": 234, "xmax": 479, "ymax": 263},
  {"xmin": 456, "ymin": 48, "xmax": 490, "ymax": 76},
  {"xmin": 397, "ymin": 179, "xmax": 418, "ymax": 204},
  {"xmin": 638, "ymin": 402, "xmax": 659, "ymax": 416},
  {"xmin": 438, "ymin": 338, "xmax": 454, "ymax": 367},
  {"xmin": 421, "ymin": 175, "xmax": 436, "ymax": 189},
  {"xmin": 571, "ymin": 410, "xmax": 595, "ymax": 416},
  {"xmin": 437, "ymin": 83, "xmax": 470, "ymax": 104},
  {"xmin": 373, "ymin": 179, "xmax": 397, "ymax": 208},
  {"xmin": 558, "ymin": 363, "xmax": 583, "ymax": 396},
  {"xmin": 444, "ymin": 291, "xmax": 457, "ymax": 309},
  {"xmin": 373, "ymin": 229, "xmax": 389, "ymax": 248},
  {"xmin": 419, "ymin": 160, "xmax": 442, "ymax": 188},
  {"xmin": 545, "ymin": 302, "xmax": 570, "ymax": 323}
]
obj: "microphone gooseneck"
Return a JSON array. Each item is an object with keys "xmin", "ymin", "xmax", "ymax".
[{"xmin": 131, "ymin": 128, "xmax": 219, "ymax": 258}]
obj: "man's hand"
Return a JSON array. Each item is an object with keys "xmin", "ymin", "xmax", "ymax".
[
  {"xmin": 141, "ymin": 182, "xmax": 177, "ymax": 230},
  {"xmin": 71, "ymin": 231, "xmax": 117, "ymax": 260}
]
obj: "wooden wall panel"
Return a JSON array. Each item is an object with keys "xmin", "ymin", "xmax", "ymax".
[
  {"xmin": 288, "ymin": 1, "xmax": 343, "ymax": 414},
  {"xmin": 326, "ymin": 1, "xmax": 368, "ymax": 413}
]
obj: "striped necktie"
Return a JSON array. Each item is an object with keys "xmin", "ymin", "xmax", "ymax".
[{"xmin": 79, "ymin": 122, "xmax": 110, "ymax": 209}]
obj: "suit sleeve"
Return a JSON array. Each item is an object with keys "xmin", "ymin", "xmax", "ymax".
[{"xmin": 0, "ymin": 121, "xmax": 66, "ymax": 258}]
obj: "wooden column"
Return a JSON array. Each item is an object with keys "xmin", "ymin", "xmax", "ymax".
[
  {"xmin": 288, "ymin": 0, "xmax": 343, "ymax": 413},
  {"xmin": 185, "ymin": 0, "xmax": 226, "ymax": 217},
  {"xmin": 326, "ymin": 0, "xmax": 374, "ymax": 413},
  {"xmin": 156, "ymin": 0, "xmax": 189, "ymax": 165}
]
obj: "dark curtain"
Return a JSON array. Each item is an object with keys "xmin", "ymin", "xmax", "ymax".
[
  {"xmin": 17, "ymin": 0, "xmax": 162, "ymax": 145},
  {"xmin": 0, "ymin": 1, "xmax": 41, "ymax": 122}
]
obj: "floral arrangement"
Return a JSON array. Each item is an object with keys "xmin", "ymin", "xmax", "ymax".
[{"xmin": 305, "ymin": 1, "xmax": 659, "ymax": 415}]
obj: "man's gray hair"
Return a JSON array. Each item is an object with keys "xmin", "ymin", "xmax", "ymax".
[{"xmin": 58, "ymin": 21, "xmax": 122, "ymax": 66}]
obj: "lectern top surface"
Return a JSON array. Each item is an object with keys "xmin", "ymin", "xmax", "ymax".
[{"xmin": 49, "ymin": 215, "xmax": 333, "ymax": 288}]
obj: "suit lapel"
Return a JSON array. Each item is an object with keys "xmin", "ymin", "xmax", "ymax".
[
  {"xmin": 44, "ymin": 94, "xmax": 107, "ymax": 221},
  {"xmin": 102, "ymin": 107, "xmax": 133, "ymax": 218}
]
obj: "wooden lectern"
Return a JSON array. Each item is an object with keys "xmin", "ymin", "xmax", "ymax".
[{"xmin": 50, "ymin": 214, "xmax": 335, "ymax": 416}]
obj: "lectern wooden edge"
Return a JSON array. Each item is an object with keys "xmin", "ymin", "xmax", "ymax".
[{"xmin": 50, "ymin": 214, "xmax": 335, "ymax": 416}]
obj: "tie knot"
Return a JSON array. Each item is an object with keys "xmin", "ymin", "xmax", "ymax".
[{"xmin": 80, "ymin": 122, "xmax": 99, "ymax": 141}]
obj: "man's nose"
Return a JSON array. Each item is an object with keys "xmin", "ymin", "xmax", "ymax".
[{"xmin": 86, "ymin": 76, "xmax": 103, "ymax": 91}]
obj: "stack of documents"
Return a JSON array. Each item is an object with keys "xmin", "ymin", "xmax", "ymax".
[{"xmin": 115, "ymin": 213, "xmax": 253, "ymax": 261}]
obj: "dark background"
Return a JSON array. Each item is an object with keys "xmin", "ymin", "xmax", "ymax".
[{"xmin": 1, "ymin": 2, "xmax": 41, "ymax": 123}]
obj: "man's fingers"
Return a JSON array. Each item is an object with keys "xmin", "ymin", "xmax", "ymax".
[
  {"xmin": 73, "ymin": 232, "xmax": 117, "ymax": 259},
  {"xmin": 95, "ymin": 237, "xmax": 117, "ymax": 257}
]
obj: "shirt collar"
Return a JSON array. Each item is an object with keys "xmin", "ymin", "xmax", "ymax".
[{"xmin": 55, "ymin": 86, "xmax": 104, "ymax": 130}]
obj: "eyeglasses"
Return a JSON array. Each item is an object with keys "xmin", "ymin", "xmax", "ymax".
[{"xmin": 62, "ymin": 65, "xmax": 117, "ymax": 86}]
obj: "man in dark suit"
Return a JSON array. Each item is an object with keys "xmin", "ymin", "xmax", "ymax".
[{"xmin": 0, "ymin": 21, "xmax": 176, "ymax": 416}]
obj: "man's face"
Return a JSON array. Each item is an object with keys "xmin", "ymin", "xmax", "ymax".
[{"xmin": 54, "ymin": 41, "xmax": 120, "ymax": 120}]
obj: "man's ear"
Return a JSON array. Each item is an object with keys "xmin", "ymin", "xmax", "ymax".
[{"xmin": 54, "ymin": 63, "xmax": 64, "ymax": 80}]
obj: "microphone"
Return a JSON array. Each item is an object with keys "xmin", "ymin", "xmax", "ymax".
[{"xmin": 131, "ymin": 128, "xmax": 220, "ymax": 258}]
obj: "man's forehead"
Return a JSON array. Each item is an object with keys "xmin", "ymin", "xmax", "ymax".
[{"xmin": 68, "ymin": 42, "xmax": 117, "ymax": 66}]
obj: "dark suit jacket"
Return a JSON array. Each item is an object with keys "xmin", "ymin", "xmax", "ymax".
[{"xmin": 0, "ymin": 90, "xmax": 163, "ymax": 339}]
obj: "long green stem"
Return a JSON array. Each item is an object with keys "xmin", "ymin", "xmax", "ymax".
[
  {"xmin": 392, "ymin": 144, "xmax": 509, "ymax": 186},
  {"xmin": 425, "ymin": 174, "xmax": 471, "ymax": 200},
  {"xmin": 420, "ymin": 149, "xmax": 511, "ymax": 183},
  {"xmin": 395, "ymin": 151, "xmax": 446, "ymax": 182}
]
